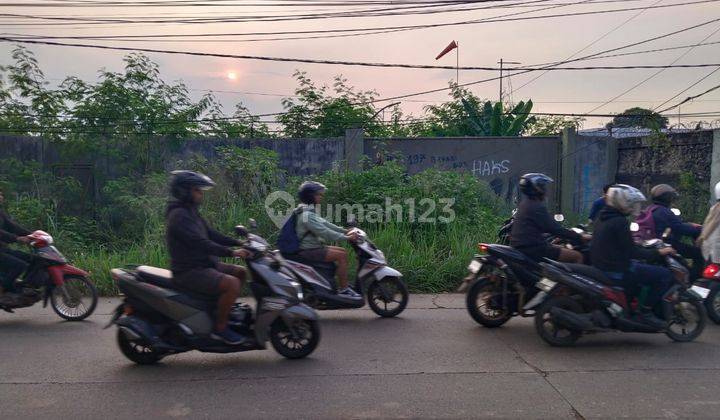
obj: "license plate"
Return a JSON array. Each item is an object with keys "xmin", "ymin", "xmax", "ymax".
[
  {"xmin": 468, "ymin": 260, "xmax": 482, "ymax": 274},
  {"xmin": 691, "ymin": 285, "xmax": 711, "ymax": 299},
  {"xmin": 537, "ymin": 278, "xmax": 557, "ymax": 292}
]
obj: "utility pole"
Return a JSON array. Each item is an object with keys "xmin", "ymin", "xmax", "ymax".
[{"xmin": 498, "ymin": 58, "xmax": 521, "ymax": 103}]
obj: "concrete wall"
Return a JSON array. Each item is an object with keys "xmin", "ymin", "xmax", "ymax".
[{"xmin": 365, "ymin": 136, "xmax": 561, "ymax": 207}]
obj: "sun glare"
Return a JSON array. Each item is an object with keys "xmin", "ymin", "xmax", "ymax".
[{"xmin": 226, "ymin": 71, "xmax": 238, "ymax": 81}]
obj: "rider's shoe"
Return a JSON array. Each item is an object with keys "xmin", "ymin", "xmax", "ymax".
[
  {"xmin": 211, "ymin": 327, "xmax": 248, "ymax": 345},
  {"xmin": 338, "ymin": 287, "xmax": 360, "ymax": 298},
  {"xmin": 635, "ymin": 309, "xmax": 666, "ymax": 330}
]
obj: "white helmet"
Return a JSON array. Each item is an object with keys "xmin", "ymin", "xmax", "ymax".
[
  {"xmin": 606, "ymin": 184, "xmax": 646, "ymax": 216},
  {"xmin": 715, "ymin": 181, "xmax": 720, "ymax": 201}
]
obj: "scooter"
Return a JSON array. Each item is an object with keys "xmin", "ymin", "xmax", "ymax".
[
  {"xmin": 698, "ymin": 263, "xmax": 720, "ymax": 323},
  {"xmin": 533, "ymin": 238, "xmax": 706, "ymax": 346},
  {"xmin": 0, "ymin": 230, "xmax": 97, "ymax": 320},
  {"xmin": 107, "ymin": 222, "xmax": 321, "ymax": 365},
  {"xmin": 282, "ymin": 220, "xmax": 409, "ymax": 318},
  {"xmin": 459, "ymin": 214, "xmax": 588, "ymax": 328}
]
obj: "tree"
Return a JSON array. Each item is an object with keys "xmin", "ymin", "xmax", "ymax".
[
  {"xmin": 607, "ymin": 107, "xmax": 669, "ymax": 130},
  {"xmin": 525, "ymin": 115, "xmax": 584, "ymax": 136}
]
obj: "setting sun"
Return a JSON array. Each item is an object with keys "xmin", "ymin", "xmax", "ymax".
[{"xmin": 226, "ymin": 71, "xmax": 238, "ymax": 81}]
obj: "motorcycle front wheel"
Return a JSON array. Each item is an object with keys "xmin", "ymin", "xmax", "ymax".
[
  {"xmin": 466, "ymin": 278, "xmax": 512, "ymax": 328},
  {"xmin": 117, "ymin": 329, "xmax": 164, "ymax": 365},
  {"xmin": 270, "ymin": 319, "xmax": 320, "ymax": 359},
  {"xmin": 50, "ymin": 275, "xmax": 98, "ymax": 321},
  {"xmin": 704, "ymin": 284, "xmax": 720, "ymax": 324},
  {"xmin": 665, "ymin": 297, "xmax": 706, "ymax": 342},
  {"xmin": 366, "ymin": 277, "xmax": 409, "ymax": 318}
]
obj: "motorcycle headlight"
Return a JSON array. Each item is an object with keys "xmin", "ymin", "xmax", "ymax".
[{"xmin": 290, "ymin": 281, "xmax": 303, "ymax": 300}]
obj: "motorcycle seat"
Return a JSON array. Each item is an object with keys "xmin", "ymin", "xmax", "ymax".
[
  {"xmin": 137, "ymin": 266, "xmax": 174, "ymax": 289},
  {"xmin": 489, "ymin": 245, "xmax": 540, "ymax": 268},
  {"xmin": 564, "ymin": 264, "xmax": 619, "ymax": 287}
]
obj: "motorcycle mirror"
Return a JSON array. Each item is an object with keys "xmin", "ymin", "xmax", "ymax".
[
  {"xmin": 554, "ymin": 214, "xmax": 565, "ymax": 222},
  {"xmin": 671, "ymin": 208, "xmax": 681, "ymax": 216},
  {"xmin": 248, "ymin": 219, "xmax": 258, "ymax": 230},
  {"xmin": 234, "ymin": 225, "xmax": 249, "ymax": 237},
  {"xmin": 630, "ymin": 222, "xmax": 640, "ymax": 232}
]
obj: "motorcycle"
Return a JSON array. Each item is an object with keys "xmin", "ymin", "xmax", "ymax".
[
  {"xmin": 459, "ymin": 214, "xmax": 588, "ymax": 328},
  {"xmin": 107, "ymin": 222, "xmax": 321, "ymax": 365},
  {"xmin": 533, "ymin": 238, "xmax": 706, "ymax": 346},
  {"xmin": 283, "ymin": 220, "xmax": 409, "ymax": 318},
  {"xmin": 0, "ymin": 230, "xmax": 97, "ymax": 321},
  {"xmin": 699, "ymin": 263, "xmax": 720, "ymax": 323}
]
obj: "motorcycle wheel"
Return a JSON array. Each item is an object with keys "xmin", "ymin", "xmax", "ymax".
[
  {"xmin": 466, "ymin": 278, "xmax": 512, "ymax": 328},
  {"xmin": 50, "ymin": 275, "xmax": 98, "ymax": 321},
  {"xmin": 270, "ymin": 319, "xmax": 320, "ymax": 359},
  {"xmin": 534, "ymin": 296, "xmax": 583, "ymax": 347},
  {"xmin": 366, "ymin": 277, "xmax": 409, "ymax": 318},
  {"xmin": 665, "ymin": 297, "xmax": 706, "ymax": 342},
  {"xmin": 704, "ymin": 284, "xmax": 720, "ymax": 325},
  {"xmin": 117, "ymin": 329, "xmax": 164, "ymax": 365}
]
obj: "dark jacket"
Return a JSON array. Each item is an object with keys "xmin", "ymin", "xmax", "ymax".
[
  {"xmin": 165, "ymin": 201, "xmax": 239, "ymax": 274},
  {"xmin": 0, "ymin": 209, "xmax": 31, "ymax": 248},
  {"xmin": 652, "ymin": 203, "xmax": 701, "ymax": 242},
  {"xmin": 510, "ymin": 198, "xmax": 581, "ymax": 248},
  {"xmin": 591, "ymin": 207, "xmax": 660, "ymax": 273},
  {"xmin": 588, "ymin": 197, "xmax": 606, "ymax": 222}
]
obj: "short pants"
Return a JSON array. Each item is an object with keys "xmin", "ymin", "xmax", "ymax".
[
  {"xmin": 297, "ymin": 247, "xmax": 328, "ymax": 262},
  {"xmin": 516, "ymin": 244, "xmax": 562, "ymax": 262},
  {"xmin": 172, "ymin": 262, "xmax": 240, "ymax": 296}
]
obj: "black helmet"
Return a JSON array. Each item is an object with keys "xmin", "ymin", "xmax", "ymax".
[
  {"xmin": 169, "ymin": 170, "xmax": 215, "ymax": 202},
  {"xmin": 519, "ymin": 173, "xmax": 554, "ymax": 198},
  {"xmin": 650, "ymin": 184, "xmax": 678, "ymax": 206},
  {"xmin": 298, "ymin": 181, "xmax": 326, "ymax": 204}
]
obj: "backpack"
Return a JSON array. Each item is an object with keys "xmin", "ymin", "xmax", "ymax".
[
  {"xmin": 277, "ymin": 207, "xmax": 309, "ymax": 255},
  {"xmin": 634, "ymin": 204, "xmax": 660, "ymax": 241}
]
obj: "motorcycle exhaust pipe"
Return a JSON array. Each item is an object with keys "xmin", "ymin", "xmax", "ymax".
[{"xmin": 550, "ymin": 307, "xmax": 595, "ymax": 331}]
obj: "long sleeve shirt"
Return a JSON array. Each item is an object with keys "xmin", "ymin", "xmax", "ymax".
[
  {"xmin": 295, "ymin": 204, "xmax": 347, "ymax": 250},
  {"xmin": 0, "ymin": 209, "xmax": 31, "ymax": 247}
]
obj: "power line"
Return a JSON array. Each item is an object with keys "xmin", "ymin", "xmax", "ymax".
[
  {"xmin": 654, "ymin": 66, "xmax": 720, "ymax": 111},
  {"xmin": 657, "ymin": 81, "xmax": 720, "ymax": 113}
]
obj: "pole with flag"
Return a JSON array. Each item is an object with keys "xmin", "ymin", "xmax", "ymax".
[{"xmin": 435, "ymin": 40, "xmax": 459, "ymax": 84}]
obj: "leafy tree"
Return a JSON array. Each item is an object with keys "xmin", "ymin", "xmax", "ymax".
[
  {"xmin": 607, "ymin": 107, "xmax": 669, "ymax": 130},
  {"xmin": 525, "ymin": 115, "xmax": 584, "ymax": 136}
]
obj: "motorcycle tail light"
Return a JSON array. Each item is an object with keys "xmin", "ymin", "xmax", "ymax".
[
  {"xmin": 478, "ymin": 243, "xmax": 489, "ymax": 254},
  {"xmin": 703, "ymin": 264, "xmax": 720, "ymax": 279}
]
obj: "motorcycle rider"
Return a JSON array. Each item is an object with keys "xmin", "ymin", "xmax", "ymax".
[
  {"xmin": 697, "ymin": 181, "xmax": 720, "ymax": 263},
  {"xmin": 165, "ymin": 171, "xmax": 250, "ymax": 345},
  {"xmin": 649, "ymin": 184, "xmax": 704, "ymax": 279},
  {"xmin": 588, "ymin": 184, "xmax": 612, "ymax": 223},
  {"xmin": 0, "ymin": 188, "xmax": 34, "ymax": 305},
  {"xmin": 510, "ymin": 173, "xmax": 589, "ymax": 264},
  {"xmin": 591, "ymin": 184, "xmax": 676, "ymax": 328},
  {"xmin": 295, "ymin": 181, "xmax": 360, "ymax": 297}
]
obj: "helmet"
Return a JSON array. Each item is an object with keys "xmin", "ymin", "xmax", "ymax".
[
  {"xmin": 169, "ymin": 170, "xmax": 215, "ymax": 202},
  {"xmin": 650, "ymin": 184, "xmax": 678, "ymax": 205},
  {"xmin": 714, "ymin": 181, "xmax": 720, "ymax": 201},
  {"xmin": 298, "ymin": 181, "xmax": 326, "ymax": 204},
  {"xmin": 606, "ymin": 184, "xmax": 646, "ymax": 216},
  {"xmin": 519, "ymin": 173, "xmax": 554, "ymax": 198}
]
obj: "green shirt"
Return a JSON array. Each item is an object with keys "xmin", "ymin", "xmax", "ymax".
[{"xmin": 295, "ymin": 204, "xmax": 347, "ymax": 250}]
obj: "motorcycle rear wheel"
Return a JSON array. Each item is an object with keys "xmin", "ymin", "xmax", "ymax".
[
  {"xmin": 50, "ymin": 275, "xmax": 98, "ymax": 321},
  {"xmin": 466, "ymin": 278, "xmax": 512, "ymax": 328},
  {"xmin": 534, "ymin": 296, "xmax": 583, "ymax": 347},
  {"xmin": 270, "ymin": 319, "xmax": 320, "ymax": 359},
  {"xmin": 367, "ymin": 277, "xmax": 409, "ymax": 318},
  {"xmin": 665, "ymin": 297, "xmax": 706, "ymax": 342},
  {"xmin": 704, "ymin": 284, "xmax": 720, "ymax": 325},
  {"xmin": 117, "ymin": 329, "xmax": 164, "ymax": 365}
]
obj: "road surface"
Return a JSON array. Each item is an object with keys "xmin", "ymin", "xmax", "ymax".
[{"xmin": 2, "ymin": 294, "xmax": 720, "ymax": 419}]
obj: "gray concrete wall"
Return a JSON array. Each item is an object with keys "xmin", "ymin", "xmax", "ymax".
[{"xmin": 365, "ymin": 136, "xmax": 561, "ymax": 207}]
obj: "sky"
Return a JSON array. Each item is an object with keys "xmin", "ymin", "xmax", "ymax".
[{"xmin": 1, "ymin": 0, "xmax": 720, "ymax": 129}]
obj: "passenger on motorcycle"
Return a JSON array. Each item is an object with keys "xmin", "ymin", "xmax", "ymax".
[
  {"xmin": 698, "ymin": 181, "xmax": 720, "ymax": 263},
  {"xmin": 591, "ymin": 184, "xmax": 676, "ymax": 328},
  {"xmin": 295, "ymin": 181, "xmax": 360, "ymax": 297},
  {"xmin": 650, "ymin": 184, "xmax": 704, "ymax": 279},
  {"xmin": 510, "ymin": 173, "xmax": 589, "ymax": 264},
  {"xmin": 588, "ymin": 184, "xmax": 612, "ymax": 223},
  {"xmin": 165, "ymin": 171, "xmax": 251, "ymax": 345},
  {"xmin": 0, "ymin": 188, "xmax": 34, "ymax": 305}
]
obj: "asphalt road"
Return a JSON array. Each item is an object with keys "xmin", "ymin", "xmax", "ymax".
[{"xmin": 2, "ymin": 294, "xmax": 720, "ymax": 419}]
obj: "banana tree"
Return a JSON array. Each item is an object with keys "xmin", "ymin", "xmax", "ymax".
[{"xmin": 461, "ymin": 98, "xmax": 536, "ymax": 136}]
